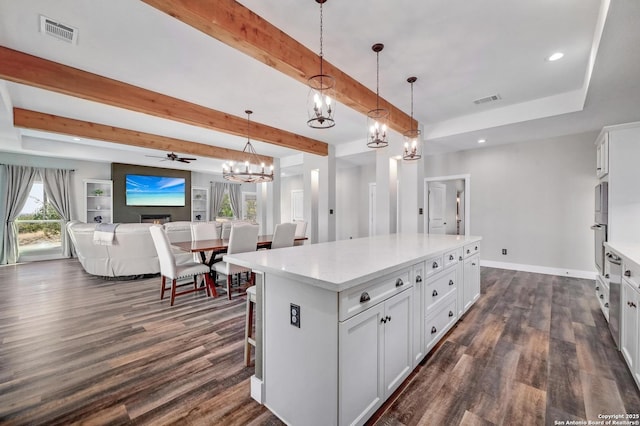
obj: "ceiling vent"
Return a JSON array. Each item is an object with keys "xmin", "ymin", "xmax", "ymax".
[
  {"xmin": 39, "ymin": 15, "xmax": 78, "ymax": 44},
  {"xmin": 473, "ymin": 94, "xmax": 501, "ymax": 105}
]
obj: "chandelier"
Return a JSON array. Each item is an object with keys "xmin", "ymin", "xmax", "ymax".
[
  {"xmin": 307, "ymin": 0, "xmax": 335, "ymax": 129},
  {"xmin": 367, "ymin": 43, "xmax": 389, "ymax": 148},
  {"xmin": 402, "ymin": 76, "xmax": 422, "ymax": 160},
  {"xmin": 222, "ymin": 110, "xmax": 274, "ymax": 183}
]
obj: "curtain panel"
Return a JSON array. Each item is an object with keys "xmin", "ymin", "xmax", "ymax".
[
  {"xmin": 40, "ymin": 168, "xmax": 74, "ymax": 258},
  {"xmin": 227, "ymin": 183, "xmax": 242, "ymax": 219}
]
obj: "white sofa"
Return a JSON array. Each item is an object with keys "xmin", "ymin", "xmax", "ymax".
[{"xmin": 67, "ymin": 221, "xmax": 196, "ymax": 278}]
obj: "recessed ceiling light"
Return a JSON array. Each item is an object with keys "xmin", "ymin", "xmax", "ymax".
[
  {"xmin": 547, "ymin": 52, "xmax": 564, "ymax": 61},
  {"xmin": 478, "ymin": 139, "xmax": 486, "ymax": 144}
]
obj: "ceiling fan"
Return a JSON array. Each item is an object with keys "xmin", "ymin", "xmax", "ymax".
[{"xmin": 146, "ymin": 152, "xmax": 197, "ymax": 163}]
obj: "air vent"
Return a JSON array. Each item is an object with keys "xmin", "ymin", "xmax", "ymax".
[
  {"xmin": 40, "ymin": 15, "xmax": 78, "ymax": 44},
  {"xmin": 473, "ymin": 94, "xmax": 501, "ymax": 105}
]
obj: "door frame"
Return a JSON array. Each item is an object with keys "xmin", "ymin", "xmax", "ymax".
[{"xmin": 423, "ymin": 174, "xmax": 471, "ymax": 236}]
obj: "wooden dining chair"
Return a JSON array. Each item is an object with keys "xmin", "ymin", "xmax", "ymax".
[
  {"xmin": 149, "ymin": 225, "xmax": 213, "ymax": 306},
  {"xmin": 213, "ymin": 224, "xmax": 259, "ymax": 300},
  {"xmin": 271, "ymin": 222, "xmax": 297, "ymax": 249}
]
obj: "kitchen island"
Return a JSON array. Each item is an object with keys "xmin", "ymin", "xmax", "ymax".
[{"xmin": 225, "ymin": 233, "xmax": 482, "ymax": 426}]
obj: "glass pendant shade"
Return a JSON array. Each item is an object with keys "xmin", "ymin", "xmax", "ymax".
[
  {"xmin": 402, "ymin": 76, "xmax": 421, "ymax": 160},
  {"xmin": 367, "ymin": 43, "xmax": 389, "ymax": 149},
  {"xmin": 222, "ymin": 110, "xmax": 274, "ymax": 183},
  {"xmin": 367, "ymin": 108, "xmax": 390, "ymax": 148},
  {"xmin": 307, "ymin": 74, "xmax": 336, "ymax": 129},
  {"xmin": 307, "ymin": 0, "xmax": 335, "ymax": 129}
]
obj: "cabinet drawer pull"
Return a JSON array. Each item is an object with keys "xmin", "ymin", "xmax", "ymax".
[
  {"xmin": 432, "ymin": 290, "xmax": 438, "ymax": 297},
  {"xmin": 431, "ymin": 326, "xmax": 437, "ymax": 334},
  {"xmin": 360, "ymin": 292, "xmax": 371, "ymax": 303},
  {"xmin": 625, "ymin": 270, "xmax": 631, "ymax": 277},
  {"xmin": 449, "ymin": 254, "xmax": 454, "ymax": 261},
  {"xmin": 432, "ymin": 261, "xmax": 439, "ymax": 269},
  {"xmin": 449, "ymin": 310, "xmax": 454, "ymax": 317},
  {"xmin": 415, "ymin": 275, "xmax": 422, "ymax": 283},
  {"xmin": 472, "ymin": 263, "xmax": 476, "ymax": 266},
  {"xmin": 396, "ymin": 278, "xmax": 404, "ymax": 287},
  {"xmin": 449, "ymin": 279, "xmax": 454, "ymax": 286}
]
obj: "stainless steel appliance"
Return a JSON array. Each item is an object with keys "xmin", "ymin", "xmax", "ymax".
[
  {"xmin": 606, "ymin": 251, "xmax": 622, "ymax": 348},
  {"xmin": 592, "ymin": 182, "xmax": 609, "ymax": 275}
]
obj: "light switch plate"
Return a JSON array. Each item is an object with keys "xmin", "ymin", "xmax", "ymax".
[{"xmin": 290, "ymin": 303, "xmax": 300, "ymax": 328}]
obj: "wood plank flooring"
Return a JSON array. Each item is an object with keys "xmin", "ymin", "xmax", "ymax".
[{"xmin": 0, "ymin": 260, "xmax": 638, "ymax": 425}]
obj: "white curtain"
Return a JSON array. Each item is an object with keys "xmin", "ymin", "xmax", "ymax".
[
  {"xmin": 227, "ymin": 183, "xmax": 242, "ymax": 219},
  {"xmin": 0, "ymin": 165, "xmax": 39, "ymax": 264},
  {"xmin": 41, "ymin": 168, "xmax": 74, "ymax": 257},
  {"xmin": 210, "ymin": 182, "xmax": 226, "ymax": 219}
]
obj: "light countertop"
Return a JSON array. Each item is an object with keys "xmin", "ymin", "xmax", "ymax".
[
  {"xmin": 605, "ymin": 242, "xmax": 640, "ymax": 270},
  {"xmin": 224, "ymin": 233, "xmax": 482, "ymax": 292}
]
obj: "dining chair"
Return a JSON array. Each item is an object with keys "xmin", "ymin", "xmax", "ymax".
[
  {"xmin": 221, "ymin": 222, "xmax": 232, "ymax": 239},
  {"xmin": 271, "ymin": 222, "xmax": 297, "ymax": 249},
  {"xmin": 190, "ymin": 222, "xmax": 220, "ymax": 265},
  {"xmin": 149, "ymin": 225, "xmax": 213, "ymax": 306},
  {"xmin": 213, "ymin": 223, "xmax": 259, "ymax": 300},
  {"xmin": 293, "ymin": 220, "xmax": 308, "ymax": 245}
]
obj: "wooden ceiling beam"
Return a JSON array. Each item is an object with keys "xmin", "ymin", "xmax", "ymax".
[
  {"xmin": 0, "ymin": 46, "xmax": 327, "ymax": 156},
  {"xmin": 141, "ymin": 0, "xmax": 418, "ymax": 135},
  {"xmin": 13, "ymin": 108, "xmax": 274, "ymax": 165}
]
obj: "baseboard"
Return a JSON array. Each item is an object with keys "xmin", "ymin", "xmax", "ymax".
[
  {"xmin": 250, "ymin": 375, "xmax": 264, "ymax": 403},
  {"xmin": 480, "ymin": 260, "xmax": 596, "ymax": 280}
]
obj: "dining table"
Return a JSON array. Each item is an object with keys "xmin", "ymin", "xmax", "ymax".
[{"xmin": 172, "ymin": 236, "xmax": 307, "ymax": 298}]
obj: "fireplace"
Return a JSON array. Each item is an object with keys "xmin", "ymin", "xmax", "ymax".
[{"xmin": 140, "ymin": 214, "xmax": 171, "ymax": 224}]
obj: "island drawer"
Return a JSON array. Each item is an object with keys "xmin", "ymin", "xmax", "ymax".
[
  {"xmin": 425, "ymin": 254, "xmax": 443, "ymax": 278},
  {"xmin": 425, "ymin": 292, "xmax": 457, "ymax": 351},
  {"xmin": 443, "ymin": 248, "xmax": 462, "ymax": 268},
  {"xmin": 425, "ymin": 267, "xmax": 457, "ymax": 314},
  {"xmin": 339, "ymin": 268, "xmax": 413, "ymax": 321},
  {"xmin": 463, "ymin": 241, "xmax": 481, "ymax": 258}
]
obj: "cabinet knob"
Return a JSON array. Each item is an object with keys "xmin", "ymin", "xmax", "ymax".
[
  {"xmin": 449, "ymin": 279, "xmax": 454, "ymax": 286},
  {"xmin": 472, "ymin": 263, "xmax": 476, "ymax": 266},
  {"xmin": 449, "ymin": 311, "xmax": 454, "ymax": 317},
  {"xmin": 432, "ymin": 261, "xmax": 439, "ymax": 269},
  {"xmin": 380, "ymin": 317, "xmax": 387, "ymax": 324},
  {"xmin": 625, "ymin": 270, "xmax": 631, "ymax": 277},
  {"xmin": 449, "ymin": 255, "xmax": 454, "ymax": 261},
  {"xmin": 605, "ymin": 274, "xmax": 610, "ymax": 279},
  {"xmin": 415, "ymin": 275, "xmax": 422, "ymax": 283},
  {"xmin": 432, "ymin": 290, "xmax": 438, "ymax": 297},
  {"xmin": 459, "ymin": 256, "xmax": 463, "ymax": 261},
  {"xmin": 599, "ymin": 294, "xmax": 604, "ymax": 299},
  {"xmin": 431, "ymin": 326, "xmax": 437, "ymax": 334},
  {"xmin": 475, "ymin": 246, "xmax": 478, "ymax": 250},
  {"xmin": 596, "ymin": 286, "xmax": 600, "ymax": 291},
  {"xmin": 396, "ymin": 278, "xmax": 404, "ymax": 287},
  {"xmin": 360, "ymin": 292, "xmax": 371, "ymax": 303},
  {"xmin": 386, "ymin": 315, "xmax": 391, "ymax": 322},
  {"xmin": 467, "ymin": 249, "xmax": 470, "ymax": 254},
  {"xmin": 605, "ymin": 302, "xmax": 609, "ymax": 308}
]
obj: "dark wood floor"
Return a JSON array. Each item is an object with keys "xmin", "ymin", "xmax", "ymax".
[{"xmin": 0, "ymin": 260, "xmax": 638, "ymax": 425}]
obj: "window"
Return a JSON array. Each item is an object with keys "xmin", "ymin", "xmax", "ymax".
[
  {"xmin": 15, "ymin": 181, "xmax": 63, "ymax": 260},
  {"xmin": 242, "ymin": 192, "xmax": 257, "ymax": 222},
  {"xmin": 216, "ymin": 193, "xmax": 234, "ymax": 219}
]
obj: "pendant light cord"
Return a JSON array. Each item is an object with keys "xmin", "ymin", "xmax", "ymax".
[
  {"xmin": 376, "ymin": 50, "xmax": 380, "ymax": 110},
  {"xmin": 410, "ymin": 81, "xmax": 414, "ymax": 131},
  {"xmin": 319, "ymin": 1, "xmax": 324, "ymax": 77}
]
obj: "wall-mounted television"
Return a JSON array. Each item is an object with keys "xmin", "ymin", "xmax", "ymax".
[{"xmin": 125, "ymin": 174, "xmax": 186, "ymax": 206}]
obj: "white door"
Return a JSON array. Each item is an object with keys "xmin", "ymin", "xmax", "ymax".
[
  {"xmin": 291, "ymin": 190, "xmax": 304, "ymax": 221},
  {"xmin": 428, "ymin": 182, "xmax": 446, "ymax": 234},
  {"xmin": 369, "ymin": 183, "xmax": 377, "ymax": 236},
  {"xmin": 339, "ymin": 303, "xmax": 385, "ymax": 426},
  {"xmin": 383, "ymin": 290, "xmax": 413, "ymax": 396}
]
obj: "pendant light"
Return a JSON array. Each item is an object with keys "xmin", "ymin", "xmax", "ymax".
[
  {"xmin": 222, "ymin": 110, "xmax": 274, "ymax": 183},
  {"xmin": 402, "ymin": 76, "xmax": 422, "ymax": 160},
  {"xmin": 307, "ymin": 0, "xmax": 335, "ymax": 129},
  {"xmin": 367, "ymin": 43, "xmax": 389, "ymax": 148}
]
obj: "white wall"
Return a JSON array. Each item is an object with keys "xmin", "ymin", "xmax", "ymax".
[
  {"xmin": 424, "ymin": 131, "xmax": 598, "ymax": 274},
  {"xmin": 336, "ymin": 167, "xmax": 361, "ymax": 240},
  {"xmin": 279, "ymin": 174, "xmax": 303, "ymax": 223}
]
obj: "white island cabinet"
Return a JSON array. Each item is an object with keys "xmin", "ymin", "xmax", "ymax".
[{"xmin": 225, "ymin": 233, "xmax": 482, "ymax": 426}]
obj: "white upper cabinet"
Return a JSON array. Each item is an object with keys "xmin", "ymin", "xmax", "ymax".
[{"xmin": 596, "ymin": 130, "xmax": 609, "ymax": 179}]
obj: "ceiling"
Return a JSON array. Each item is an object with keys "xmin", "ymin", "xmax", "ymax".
[{"xmin": 1, "ymin": 0, "xmax": 639, "ymax": 175}]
